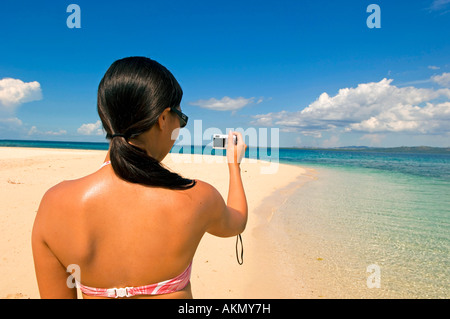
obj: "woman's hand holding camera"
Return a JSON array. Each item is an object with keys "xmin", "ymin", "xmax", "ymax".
[{"xmin": 226, "ymin": 131, "xmax": 247, "ymax": 167}]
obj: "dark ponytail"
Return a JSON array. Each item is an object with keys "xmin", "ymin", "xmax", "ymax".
[{"xmin": 97, "ymin": 57, "xmax": 195, "ymax": 190}]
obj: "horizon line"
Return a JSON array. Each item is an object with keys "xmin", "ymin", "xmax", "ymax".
[{"xmin": 0, "ymin": 139, "xmax": 449, "ymax": 150}]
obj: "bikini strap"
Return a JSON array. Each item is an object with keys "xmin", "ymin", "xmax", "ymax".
[{"xmin": 100, "ymin": 161, "xmax": 111, "ymax": 169}]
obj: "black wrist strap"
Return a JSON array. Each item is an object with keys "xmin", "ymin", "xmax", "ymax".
[{"xmin": 236, "ymin": 234, "xmax": 244, "ymax": 265}]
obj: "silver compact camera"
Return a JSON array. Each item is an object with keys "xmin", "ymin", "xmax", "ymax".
[{"xmin": 212, "ymin": 134, "xmax": 237, "ymax": 149}]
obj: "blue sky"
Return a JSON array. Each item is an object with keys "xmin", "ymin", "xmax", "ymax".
[{"xmin": 0, "ymin": 0, "xmax": 449, "ymax": 147}]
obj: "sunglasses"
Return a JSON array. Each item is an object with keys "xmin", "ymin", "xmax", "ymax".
[{"xmin": 170, "ymin": 106, "xmax": 188, "ymax": 128}]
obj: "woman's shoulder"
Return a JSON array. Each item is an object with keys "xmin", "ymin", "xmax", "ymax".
[
  {"xmin": 186, "ymin": 179, "xmax": 226, "ymax": 215},
  {"xmin": 42, "ymin": 173, "xmax": 89, "ymax": 199},
  {"xmin": 189, "ymin": 179, "xmax": 221, "ymax": 198},
  {"xmin": 33, "ymin": 180, "xmax": 76, "ymax": 242},
  {"xmin": 40, "ymin": 180, "xmax": 71, "ymax": 205},
  {"xmin": 36, "ymin": 175, "xmax": 93, "ymax": 221}
]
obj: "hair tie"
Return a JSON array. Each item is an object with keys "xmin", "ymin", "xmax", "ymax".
[{"xmin": 111, "ymin": 133, "xmax": 127, "ymax": 139}]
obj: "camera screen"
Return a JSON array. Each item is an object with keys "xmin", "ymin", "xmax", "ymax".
[{"xmin": 213, "ymin": 137, "xmax": 226, "ymax": 148}]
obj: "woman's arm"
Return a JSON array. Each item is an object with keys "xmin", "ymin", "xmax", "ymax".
[
  {"xmin": 226, "ymin": 130, "xmax": 248, "ymax": 229},
  {"xmin": 205, "ymin": 131, "xmax": 248, "ymax": 237},
  {"xmin": 32, "ymin": 188, "xmax": 78, "ymax": 299}
]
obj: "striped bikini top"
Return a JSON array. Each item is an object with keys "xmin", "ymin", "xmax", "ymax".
[{"xmin": 77, "ymin": 262, "xmax": 192, "ymax": 298}]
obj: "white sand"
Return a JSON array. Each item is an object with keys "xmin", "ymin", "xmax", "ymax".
[{"xmin": 0, "ymin": 147, "xmax": 308, "ymax": 299}]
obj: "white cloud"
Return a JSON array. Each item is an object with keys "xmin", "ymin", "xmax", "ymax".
[
  {"xmin": 252, "ymin": 110, "xmax": 288, "ymax": 126},
  {"xmin": 0, "ymin": 117, "xmax": 23, "ymax": 127},
  {"xmin": 428, "ymin": 65, "xmax": 440, "ymax": 70},
  {"xmin": 0, "ymin": 117, "xmax": 24, "ymax": 136},
  {"xmin": 431, "ymin": 72, "xmax": 450, "ymax": 87},
  {"xmin": 0, "ymin": 78, "xmax": 42, "ymax": 110},
  {"xmin": 255, "ymin": 97, "xmax": 264, "ymax": 104},
  {"xmin": 47, "ymin": 130, "xmax": 67, "ymax": 136},
  {"xmin": 77, "ymin": 120, "xmax": 103, "ymax": 135},
  {"xmin": 348, "ymin": 102, "xmax": 450, "ymax": 133},
  {"xmin": 28, "ymin": 126, "xmax": 67, "ymax": 136},
  {"xmin": 28, "ymin": 126, "xmax": 38, "ymax": 135},
  {"xmin": 430, "ymin": 0, "xmax": 450, "ymax": 11},
  {"xmin": 360, "ymin": 134, "xmax": 386, "ymax": 146},
  {"xmin": 189, "ymin": 96, "xmax": 256, "ymax": 111},
  {"xmin": 321, "ymin": 135, "xmax": 340, "ymax": 148},
  {"xmin": 252, "ymin": 78, "xmax": 450, "ymax": 136}
]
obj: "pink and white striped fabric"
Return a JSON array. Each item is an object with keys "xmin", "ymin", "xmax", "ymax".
[
  {"xmin": 78, "ymin": 262, "xmax": 192, "ymax": 298},
  {"xmin": 99, "ymin": 161, "xmax": 111, "ymax": 169}
]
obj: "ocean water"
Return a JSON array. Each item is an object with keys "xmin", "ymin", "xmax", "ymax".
[
  {"xmin": 0, "ymin": 139, "xmax": 110, "ymax": 150},
  {"xmin": 2, "ymin": 140, "xmax": 449, "ymax": 298},
  {"xmin": 265, "ymin": 148, "xmax": 450, "ymax": 298}
]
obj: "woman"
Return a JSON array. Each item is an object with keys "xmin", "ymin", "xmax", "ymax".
[{"xmin": 31, "ymin": 57, "xmax": 248, "ymax": 299}]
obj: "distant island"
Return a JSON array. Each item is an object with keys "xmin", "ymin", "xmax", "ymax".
[{"xmin": 289, "ymin": 146, "xmax": 450, "ymax": 154}]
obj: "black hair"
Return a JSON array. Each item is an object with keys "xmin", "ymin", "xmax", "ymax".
[{"xmin": 97, "ymin": 56, "xmax": 195, "ymax": 190}]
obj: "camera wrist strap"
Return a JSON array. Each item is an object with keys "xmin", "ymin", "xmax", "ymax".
[{"xmin": 236, "ymin": 234, "xmax": 244, "ymax": 265}]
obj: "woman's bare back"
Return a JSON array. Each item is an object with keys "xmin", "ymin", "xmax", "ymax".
[{"xmin": 33, "ymin": 161, "xmax": 222, "ymax": 298}]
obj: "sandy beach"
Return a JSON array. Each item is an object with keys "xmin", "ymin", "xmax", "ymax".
[{"xmin": 0, "ymin": 146, "xmax": 310, "ymax": 299}]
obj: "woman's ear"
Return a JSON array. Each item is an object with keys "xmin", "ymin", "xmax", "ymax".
[{"xmin": 156, "ymin": 107, "xmax": 171, "ymax": 131}]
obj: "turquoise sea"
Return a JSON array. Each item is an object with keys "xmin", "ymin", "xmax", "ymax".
[
  {"xmin": 260, "ymin": 147, "xmax": 450, "ymax": 298},
  {"xmin": 1, "ymin": 140, "xmax": 449, "ymax": 298}
]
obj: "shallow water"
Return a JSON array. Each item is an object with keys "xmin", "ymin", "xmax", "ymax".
[{"xmin": 270, "ymin": 165, "xmax": 450, "ymax": 298}]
